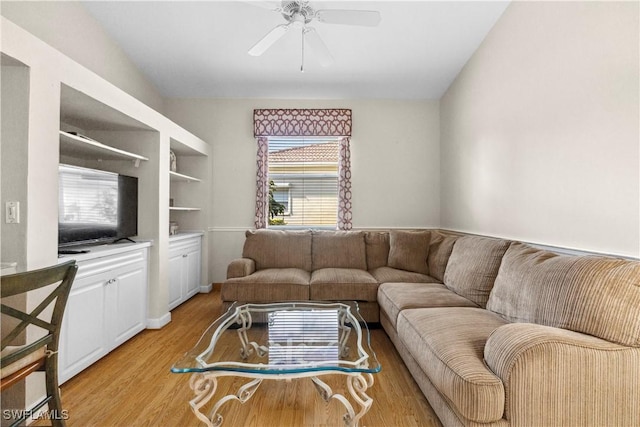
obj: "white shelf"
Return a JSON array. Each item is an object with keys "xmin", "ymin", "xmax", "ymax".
[
  {"xmin": 60, "ymin": 130, "xmax": 149, "ymax": 163},
  {"xmin": 169, "ymin": 170, "xmax": 201, "ymax": 183},
  {"xmin": 169, "ymin": 207, "xmax": 201, "ymax": 212}
]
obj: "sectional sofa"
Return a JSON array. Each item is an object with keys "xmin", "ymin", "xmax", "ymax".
[{"xmin": 221, "ymin": 229, "xmax": 640, "ymax": 426}]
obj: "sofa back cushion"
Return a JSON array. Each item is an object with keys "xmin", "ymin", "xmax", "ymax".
[
  {"xmin": 243, "ymin": 229, "xmax": 312, "ymax": 271},
  {"xmin": 428, "ymin": 231, "xmax": 459, "ymax": 282},
  {"xmin": 487, "ymin": 242, "xmax": 640, "ymax": 347},
  {"xmin": 365, "ymin": 231, "xmax": 390, "ymax": 270},
  {"xmin": 312, "ymin": 231, "xmax": 367, "ymax": 270},
  {"xmin": 387, "ymin": 230, "xmax": 431, "ymax": 275},
  {"xmin": 443, "ymin": 236, "xmax": 511, "ymax": 308}
]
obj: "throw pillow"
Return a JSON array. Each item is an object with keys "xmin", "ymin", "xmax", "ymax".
[{"xmin": 387, "ymin": 230, "xmax": 431, "ymax": 275}]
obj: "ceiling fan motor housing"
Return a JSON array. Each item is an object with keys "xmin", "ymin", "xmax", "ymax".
[{"xmin": 282, "ymin": 0, "xmax": 315, "ymax": 24}]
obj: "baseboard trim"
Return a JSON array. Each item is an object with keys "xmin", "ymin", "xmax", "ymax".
[
  {"xmin": 200, "ymin": 283, "xmax": 213, "ymax": 293},
  {"xmin": 146, "ymin": 312, "xmax": 171, "ymax": 329}
]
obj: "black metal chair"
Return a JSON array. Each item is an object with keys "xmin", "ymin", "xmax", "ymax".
[{"xmin": 1, "ymin": 260, "xmax": 77, "ymax": 427}]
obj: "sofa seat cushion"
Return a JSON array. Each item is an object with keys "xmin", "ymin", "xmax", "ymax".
[
  {"xmin": 222, "ymin": 268, "xmax": 310, "ymax": 302},
  {"xmin": 378, "ymin": 282, "xmax": 478, "ymax": 328},
  {"xmin": 370, "ymin": 266, "xmax": 439, "ymax": 284},
  {"xmin": 397, "ymin": 307, "xmax": 507, "ymax": 423},
  {"xmin": 310, "ymin": 268, "xmax": 378, "ymax": 302}
]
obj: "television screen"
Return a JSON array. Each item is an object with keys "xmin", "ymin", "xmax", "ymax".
[{"xmin": 58, "ymin": 164, "xmax": 138, "ymax": 247}]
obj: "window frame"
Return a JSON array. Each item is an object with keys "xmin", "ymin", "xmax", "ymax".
[{"xmin": 267, "ymin": 137, "xmax": 340, "ymax": 230}]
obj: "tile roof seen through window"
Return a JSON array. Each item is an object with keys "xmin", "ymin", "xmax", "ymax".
[{"xmin": 269, "ymin": 142, "xmax": 338, "ymax": 163}]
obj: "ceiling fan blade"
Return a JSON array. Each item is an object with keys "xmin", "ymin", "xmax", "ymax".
[
  {"xmin": 304, "ymin": 27, "xmax": 334, "ymax": 67},
  {"xmin": 315, "ymin": 9, "xmax": 381, "ymax": 27},
  {"xmin": 242, "ymin": 1, "xmax": 283, "ymax": 12},
  {"xmin": 248, "ymin": 24, "xmax": 290, "ymax": 56}
]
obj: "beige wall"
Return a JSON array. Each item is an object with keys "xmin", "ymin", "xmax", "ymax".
[
  {"xmin": 0, "ymin": 1, "xmax": 164, "ymax": 112},
  {"xmin": 164, "ymin": 98, "xmax": 441, "ymax": 281},
  {"xmin": 1, "ymin": 60, "xmax": 29, "ymax": 271},
  {"xmin": 440, "ymin": 1, "xmax": 639, "ymax": 258}
]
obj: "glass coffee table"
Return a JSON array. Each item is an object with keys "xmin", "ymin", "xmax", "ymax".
[{"xmin": 171, "ymin": 301, "xmax": 381, "ymax": 427}]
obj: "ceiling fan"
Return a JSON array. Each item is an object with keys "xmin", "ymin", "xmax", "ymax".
[{"xmin": 247, "ymin": 0, "xmax": 381, "ymax": 70}]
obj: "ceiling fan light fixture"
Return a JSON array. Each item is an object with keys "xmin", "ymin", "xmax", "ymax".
[
  {"xmin": 247, "ymin": 0, "xmax": 380, "ymax": 69},
  {"xmin": 291, "ymin": 13, "xmax": 306, "ymax": 29}
]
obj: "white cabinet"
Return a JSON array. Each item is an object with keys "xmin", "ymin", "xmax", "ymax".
[
  {"xmin": 168, "ymin": 234, "xmax": 202, "ymax": 310},
  {"xmin": 59, "ymin": 245, "xmax": 149, "ymax": 384}
]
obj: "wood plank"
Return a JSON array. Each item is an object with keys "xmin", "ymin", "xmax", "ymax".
[{"xmin": 53, "ymin": 291, "xmax": 442, "ymax": 426}]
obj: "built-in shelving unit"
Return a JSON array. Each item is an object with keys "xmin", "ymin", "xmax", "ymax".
[
  {"xmin": 169, "ymin": 207, "xmax": 201, "ymax": 211},
  {"xmin": 59, "ymin": 130, "xmax": 149, "ymax": 164},
  {"xmin": 1, "ymin": 16, "xmax": 211, "ymax": 412},
  {"xmin": 169, "ymin": 137, "xmax": 208, "ymax": 234},
  {"xmin": 169, "ymin": 170, "xmax": 201, "ymax": 183}
]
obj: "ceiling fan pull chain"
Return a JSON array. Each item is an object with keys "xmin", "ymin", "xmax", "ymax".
[{"xmin": 301, "ymin": 28, "xmax": 305, "ymax": 73}]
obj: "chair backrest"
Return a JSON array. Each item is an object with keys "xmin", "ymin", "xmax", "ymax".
[{"xmin": 1, "ymin": 260, "xmax": 77, "ymax": 368}]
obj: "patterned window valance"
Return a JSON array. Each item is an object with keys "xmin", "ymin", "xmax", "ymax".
[{"xmin": 254, "ymin": 109, "xmax": 352, "ymax": 137}]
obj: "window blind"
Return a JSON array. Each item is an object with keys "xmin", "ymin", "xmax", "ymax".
[{"xmin": 268, "ymin": 138, "xmax": 339, "ymax": 228}]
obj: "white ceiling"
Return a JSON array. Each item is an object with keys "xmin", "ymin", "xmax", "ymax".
[{"xmin": 83, "ymin": 1, "xmax": 510, "ymax": 99}]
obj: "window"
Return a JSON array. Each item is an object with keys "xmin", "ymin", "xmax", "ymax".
[
  {"xmin": 268, "ymin": 138, "xmax": 339, "ymax": 228},
  {"xmin": 271, "ymin": 183, "xmax": 291, "ymax": 215}
]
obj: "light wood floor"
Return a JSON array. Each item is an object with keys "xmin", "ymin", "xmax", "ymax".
[{"xmin": 57, "ymin": 290, "xmax": 442, "ymax": 426}]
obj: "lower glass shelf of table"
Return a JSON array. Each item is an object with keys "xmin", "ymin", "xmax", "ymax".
[{"xmin": 171, "ymin": 301, "xmax": 381, "ymax": 427}]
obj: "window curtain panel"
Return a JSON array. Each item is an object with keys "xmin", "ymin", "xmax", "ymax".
[
  {"xmin": 254, "ymin": 137, "xmax": 269, "ymax": 229},
  {"xmin": 337, "ymin": 137, "xmax": 352, "ymax": 230},
  {"xmin": 253, "ymin": 109, "xmax": 353, "ymax": 230}
]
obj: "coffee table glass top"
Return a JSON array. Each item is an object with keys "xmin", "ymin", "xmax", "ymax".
[{"xmin": 171, "ymin": 301, "xmax": 381, "ymax": 375}]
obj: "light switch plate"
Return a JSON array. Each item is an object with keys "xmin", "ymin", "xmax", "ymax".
[{"xmin": 6, "ymin": 201, "xmax": 20, "ymax": 223}]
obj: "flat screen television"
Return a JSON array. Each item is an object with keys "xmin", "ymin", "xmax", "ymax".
[{"xmin": 58, "ymin": 164, "xmax": 138, "ymax": 248}]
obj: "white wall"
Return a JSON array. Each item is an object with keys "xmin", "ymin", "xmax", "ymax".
[
  {"xmin": 164, "ymin": 98, "xmax": 440, "ymax": 281},
  {"xmin": 0, "ymin": 1, "xmax": 164, "ymax": 112},
  {"xmin": 440, "ymin": 1, "xmax": 639, "ymax": 258}
]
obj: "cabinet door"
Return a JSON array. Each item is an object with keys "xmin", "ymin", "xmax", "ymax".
[
  {"xmin": 184, "ymin": 243, "xmax": 202, "ymax": 298},
  {"xmin": 109, "ymin": 260, "xmax": 148, "ymax": 349},
  {"xmin": 59, "ymin": 274, "xmax": 108, "ymax": 384},
  {"xmin": 168, "ymin": 248, "xmax": 185, "ymax": 310},
  {"xmin": 59, "ymin": 247, "xmax": 149, "ymax": 384}
]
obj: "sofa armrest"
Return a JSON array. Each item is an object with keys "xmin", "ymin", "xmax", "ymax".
[
  {"xmin": 484, "ymin": 322, "xmax": 640, "ymax": 425},
  {"xmin": 226, "ymin": 258, "xmax": 256, "ymax": 279}
]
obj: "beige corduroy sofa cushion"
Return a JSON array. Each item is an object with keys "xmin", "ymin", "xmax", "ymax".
[
  {"xmin": 397, "ymin": 307, "xmax": 507, "ymax": 423},
  {"xmin": 222, "ymin": 268, "xmax": 310, "ymax": 302},
  {"xmin": 427, "ymin": 231, "xmax": 458, "ymax": 282},
  {"xmin": 312, "ymin": 231, "xmax": 367, "ymax": 271},
  {"xmin": 369, "ymin": 266, "xmax": 437, "ymax": 284},
  {"xmin": 387, "ymin": 230, "xmax": 431, "ymax": 275},
  {"xmin": 487, "ymin": 242, "xmax": 640, "ymax": 347},
  {"xmin": 243, "ymin": 229, "xmax": 312, "ymax": 271},
  {"xmin": 443, "ymin": 236, "xmax": 511, "ymax": 308},
  {"xmin": 364, "ymin": 231, "xmax": 390, "ymax": 270},
  {"xmin": 310, "ymin": 268, "xmax": 378, "ymax": 301},
  {"xmin": 378, "ymin": 282, "xmax": 478, "ymax": 327}
]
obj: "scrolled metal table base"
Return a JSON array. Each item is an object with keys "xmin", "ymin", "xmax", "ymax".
[{"xmin": 188, "ymin": 371, "xmax": 374, "ymax": 427}]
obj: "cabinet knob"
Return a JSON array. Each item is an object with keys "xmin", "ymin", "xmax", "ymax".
[
  {"xmin": 183, "ymin": 254, "xmax": 188, "ymax": 258},
  {"xmin": 107, "ymin": 278, "xmax": 117, "ymax": 285}
]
